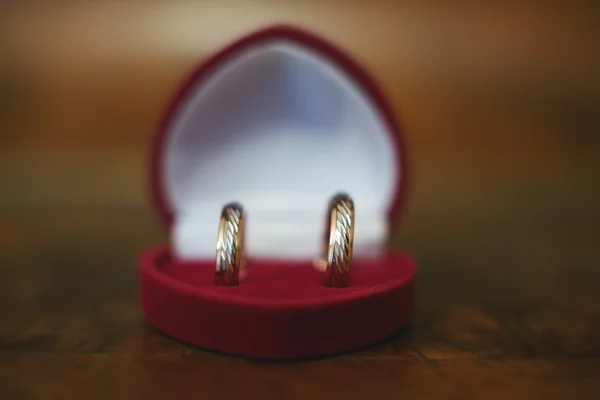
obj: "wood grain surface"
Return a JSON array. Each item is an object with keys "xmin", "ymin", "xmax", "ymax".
[{"xmin": 1, "ymin": 2, "xmax": 599, "ymax": 399}]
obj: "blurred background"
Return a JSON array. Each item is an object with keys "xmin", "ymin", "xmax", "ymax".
[
  {"xmin": 1, "ymin": 1, "xmax": 598, "ymax": 216},
  {"xmin": 1, "ymin": 2, "xmax": 600, "ymax": 393},
  {"xmin": 0, "ymin": 0, "xmax": 600, "ymax": 209}
]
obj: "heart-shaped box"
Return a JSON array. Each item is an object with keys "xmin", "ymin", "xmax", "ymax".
[{"xmin": 138, "ymin": 25, "xmax": 417, "ymax": 359}]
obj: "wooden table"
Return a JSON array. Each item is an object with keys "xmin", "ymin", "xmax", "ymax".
[{"xmin": 1, "ymin": 170, "xmax": 599, "ymax": 398}]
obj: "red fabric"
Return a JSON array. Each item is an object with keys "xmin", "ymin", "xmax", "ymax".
[
  {"xmin": 149, "ymin": 24, "xmax": 409, "ymax": 228},
  {"xmin": 139, "ymin": 246, "xmax": 416, "ymax": 359},
  {"xmin": 141, "ymin": 24, "xmax": 416, "ymax": 359}
]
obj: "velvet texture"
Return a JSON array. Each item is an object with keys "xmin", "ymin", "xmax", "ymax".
[{"xmin": 139, "ymin": 246, "xmax": 416, "ymax": 359}]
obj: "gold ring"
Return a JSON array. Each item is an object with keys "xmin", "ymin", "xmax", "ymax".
[
  {"xmin": 324, "ymin": 193, "xmax": 354, "ymax": 287},
  {"xmin": 215, "ymin": 202, "xmax": 245, "ymax": 286}
]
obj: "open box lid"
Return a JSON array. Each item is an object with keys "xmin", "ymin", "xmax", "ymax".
[{"xmin": 150, "ymin": 25, "xmax": 408, "ymax": 261}]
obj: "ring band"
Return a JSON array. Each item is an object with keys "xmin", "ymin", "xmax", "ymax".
[
  {"xmin": 325, "ymin": 193, "xmax": 355, "ymax": 287},
  {"xmin": 215, "ymin": 202, "xmax": 245, "ymax": 286}
]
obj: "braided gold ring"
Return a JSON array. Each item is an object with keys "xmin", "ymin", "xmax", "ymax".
[
  {"xmin": 215, "ymin": 203, "xmax": 245, "ymax": 286},
  {"xmin": 324, "ymin": 193, "xmax": 355, "ymax": 287}
]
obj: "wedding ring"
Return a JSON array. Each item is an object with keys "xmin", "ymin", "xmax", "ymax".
[
  {"xmin": 215, "ymin": 202, "xmax": 245, "ymax": 286},
  {"xmin": 324, "ymin": 193, "xmax": 354, "ymax": 287}
]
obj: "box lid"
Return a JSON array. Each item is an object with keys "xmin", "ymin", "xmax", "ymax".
[{"xmin": 149, "ymin": 25, "xmax": 408, "ymax": 261}]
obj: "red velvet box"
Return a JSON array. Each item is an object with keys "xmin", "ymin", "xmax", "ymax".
[{"xmin": 138, "ymin": 25, "xmax": 417, "ymax": 359}]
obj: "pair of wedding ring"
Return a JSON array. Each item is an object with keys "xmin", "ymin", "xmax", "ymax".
[{"xmin": 215, "ymin": 193, "xmax": 355, "ymax": 288}]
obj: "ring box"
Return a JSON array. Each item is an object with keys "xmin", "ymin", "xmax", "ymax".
[{"xmin": 138, "ymin": 25, "xmax": 417, "ymax": 359}]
